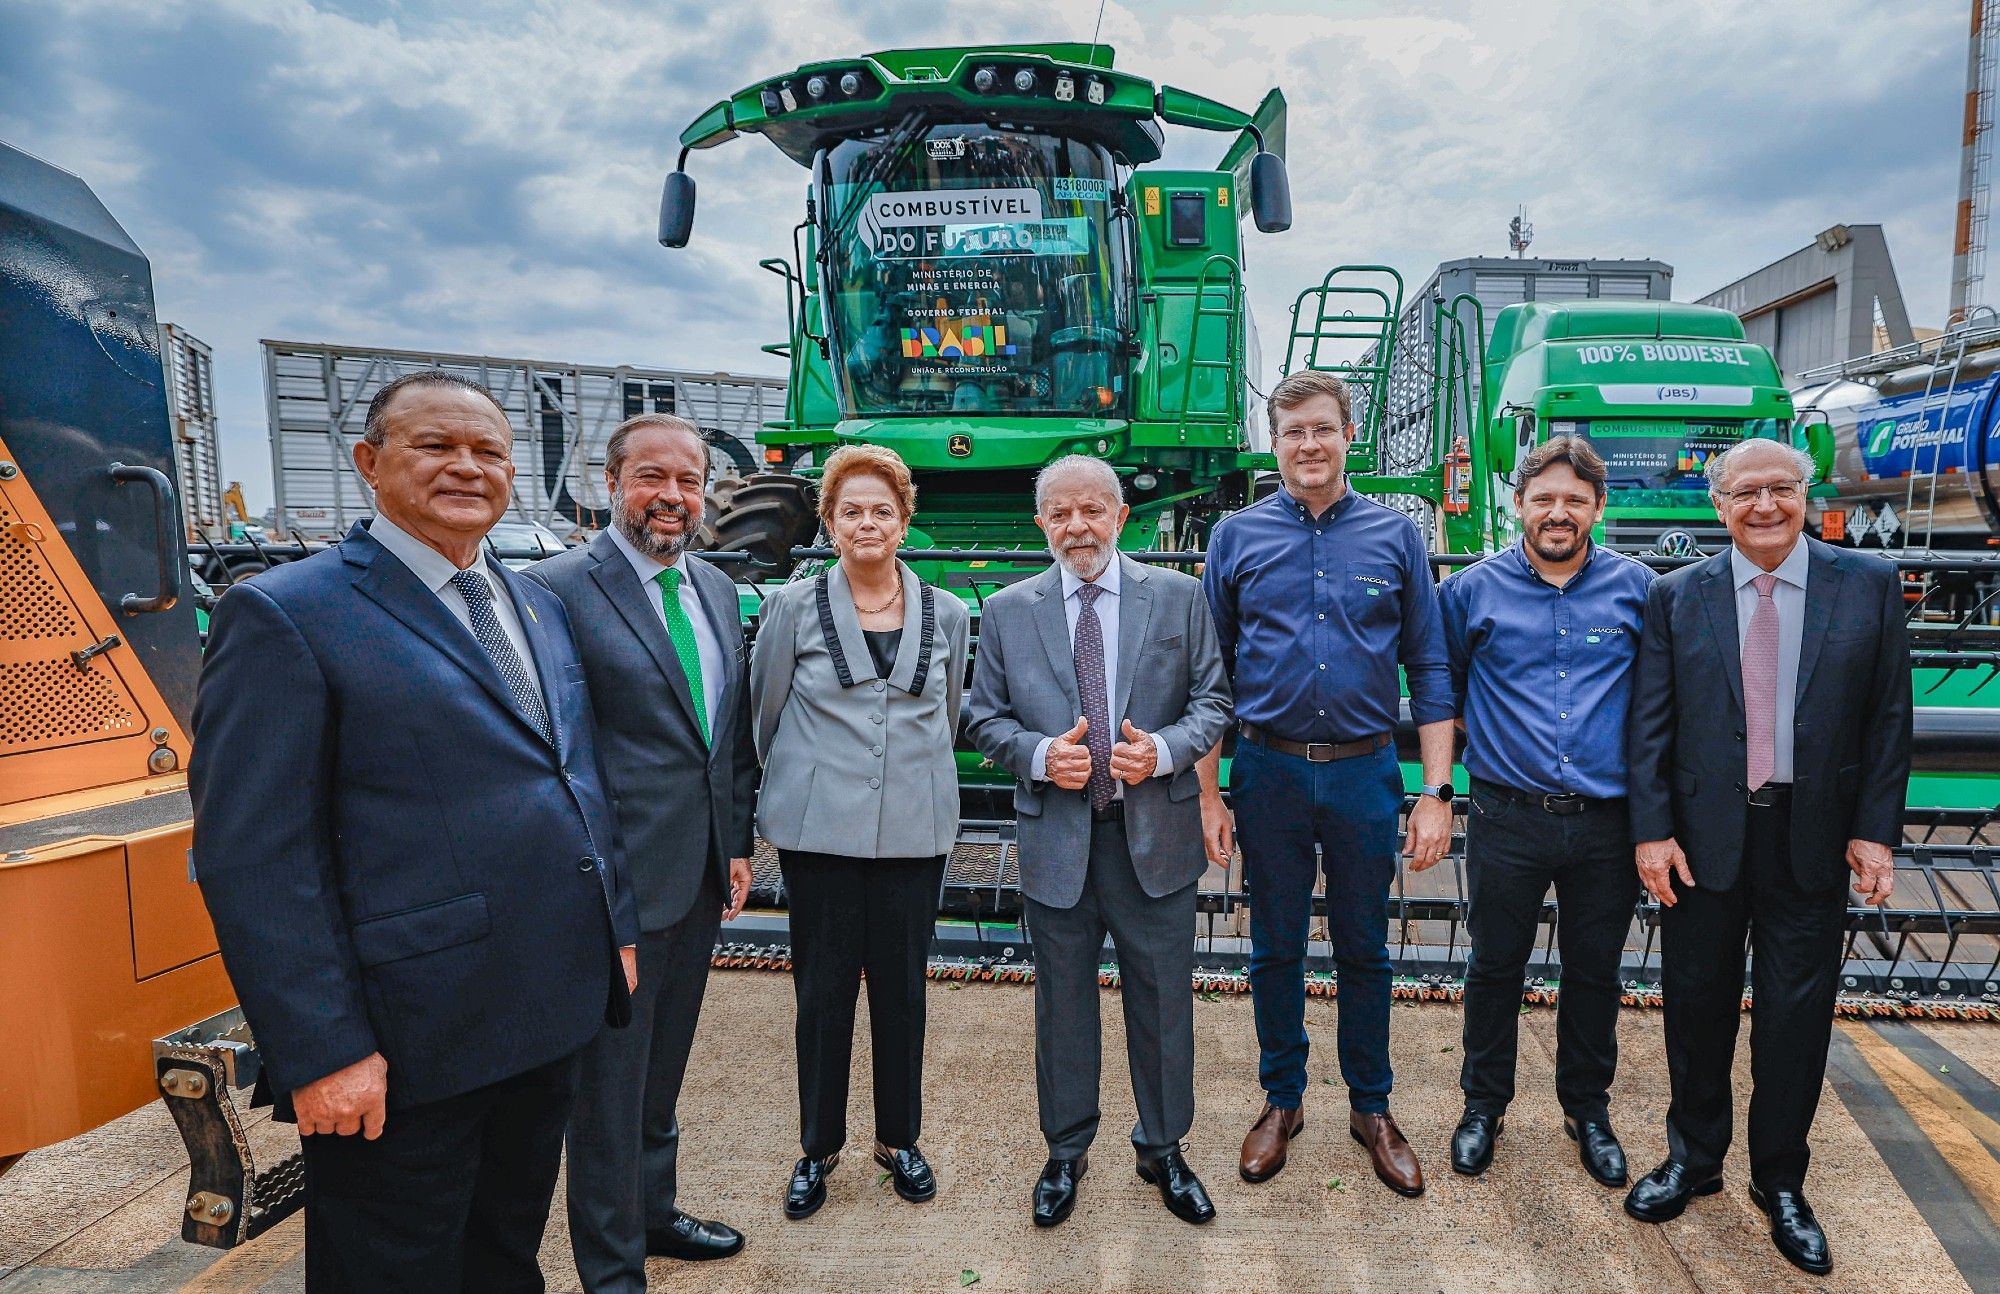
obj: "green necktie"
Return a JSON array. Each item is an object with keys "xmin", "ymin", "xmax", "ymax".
[{"xmin": 655, "ymin": 566, "xmax": 709, "ymax": 746}]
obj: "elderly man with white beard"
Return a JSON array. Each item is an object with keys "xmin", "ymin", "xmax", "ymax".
[
  {"xmin": 526, "ymin": 414, "xmax": 756, "ymax": 1288},
  {"xmin": 965, "ymin": 455, "xmax": 1233, "ymax": 1229}
]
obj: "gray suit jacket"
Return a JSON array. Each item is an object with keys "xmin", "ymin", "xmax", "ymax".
[
  {"xmin": 526, "ymin": 534, "xmax": 756, "ymax": 933},
  {"xmin": 966, "ymin": 555, "xmax": 1232, "ymax": 909},
  {"xmin": 750, "ymin": 561, "xmax": 970, "ymax": 859}
]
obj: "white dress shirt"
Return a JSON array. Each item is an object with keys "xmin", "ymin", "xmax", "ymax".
[
  {"xmin": 369, "ymin": 515, "xmax": 541, "ymax": 697},
  {"xmin": 607, "ymin": 524, "xmax": 725, "ymax": 737},
  {"xmin": 1031, "ymin": 557, "xmax": 1172, "ymax": 786},
  {"xmin": 1730, "ymin": 537, "xmax": 1809, "ymax": 784}
]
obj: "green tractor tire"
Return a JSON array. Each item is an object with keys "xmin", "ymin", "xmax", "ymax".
[{"xmin": 699, "ymin": 472, "xmax": 819, "ymax": 578}]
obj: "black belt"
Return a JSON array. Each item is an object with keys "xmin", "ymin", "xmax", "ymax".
[
  {"xmin": 1090, "ymin": 802, "xmax": 1123, "ymax": 823},
  {"xmin": 1240, "ymin": 723, "xmax": 1391, "ymax": 763},
  {"xmin": 1471, "ymin": 778, "xmax": 1624, "ymax": 817},
  {"xmin": 1746, "ymin": 783, "xmax": 1793, "ymax": 808}
]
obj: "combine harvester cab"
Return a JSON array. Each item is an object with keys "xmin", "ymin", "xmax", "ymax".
[{"xmin": 661, "ymin": 44, "xmax": 1292, "ymax": 577}]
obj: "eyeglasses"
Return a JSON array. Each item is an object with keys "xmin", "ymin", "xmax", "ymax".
[
  {"xmin": 1721, "ymin": 481, "xmax": 1804, "ymax": 507},
  {"xmin": 1275, "ymin": 424, "xmax": 1350, "ymax": 445}
]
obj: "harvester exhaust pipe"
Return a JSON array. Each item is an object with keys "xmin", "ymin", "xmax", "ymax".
[{"xmin": 659, "ymin": 148, "xmax": 696, "ymax": 248}]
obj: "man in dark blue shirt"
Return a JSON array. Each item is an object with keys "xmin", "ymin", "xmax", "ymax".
[
  {"xmin": 1436, "ymin": 436, "xmax": 1653, "ymax": 1189},
  {"xmin": 1201, "ymin": 370, "xmax": 1456, "ymax": 1198}
]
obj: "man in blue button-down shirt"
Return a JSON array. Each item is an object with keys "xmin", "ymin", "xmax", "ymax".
[
  {"xmin": 1200, "ymin": 370, "xmax": 1456, "ymax": 1197},
  {"xmin": 1436, "ymin": 436, "xmax": 1653, "ymax": 1190}
]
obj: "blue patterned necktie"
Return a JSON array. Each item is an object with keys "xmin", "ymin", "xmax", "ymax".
[
  {"xmin": 448, "ymin": 568, "xmax": 553, "ymax": 745},
  {"xmin": 1073, "ymin": 582, "xmax": 1115, "ymax": 812}
]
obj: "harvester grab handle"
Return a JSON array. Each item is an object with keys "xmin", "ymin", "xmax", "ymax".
[{"xmin": 108, "ymin": 462, "xmax": 181, "ymax": 614}]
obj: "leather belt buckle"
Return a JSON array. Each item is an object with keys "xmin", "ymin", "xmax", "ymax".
[
  {"xmin": 1538, "ymin": 793, "xmax": 1588, "ymax": 816},
  {"xmin": 1304, "ymin": 742, "xmax": 1335, "ymax": 763},
  {"xmin": 1745, "ymin": 784, "xmax": 1790, "ymax": 808}
]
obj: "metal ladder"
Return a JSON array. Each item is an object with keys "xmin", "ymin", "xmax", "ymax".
[
  {"xmin": 1173, "ymin": 253, "xmax": 1243, "ymax": 443},
  {"xmin": 1281, "ymin": 265, "xmax": 1404, "ymax": 472},
  {"xmin": 1904, "ymin": 303, "xmax": 1997, "ymax": 551}
]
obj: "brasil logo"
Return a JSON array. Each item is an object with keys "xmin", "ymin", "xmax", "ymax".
[
  {"xmin": 1865, "ymin": 419, "xmax": 1897, "ymax": 457},
  {"xmin": 900, "ymin": 313, "xmax": 1017, "ymax": 360}
]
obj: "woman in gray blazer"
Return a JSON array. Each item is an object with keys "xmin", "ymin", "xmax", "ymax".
[{"xmin": 749, "ymin": 444, "xmax": 970, "ymax": 1221}]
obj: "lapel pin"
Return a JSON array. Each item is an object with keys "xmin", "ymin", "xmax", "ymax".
[{"xmin": 526, "ymin": 604, "xmax": 539, "ymax": 623}]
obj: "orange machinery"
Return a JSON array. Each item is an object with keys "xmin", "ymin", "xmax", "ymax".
[{"xmin": 0, "ymin": 141, "xmax": 290, "ymax": 1246}]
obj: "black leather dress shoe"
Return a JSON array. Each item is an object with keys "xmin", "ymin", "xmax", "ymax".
[
  {"xmin": 645, "ymin": 1210, "xmax": 744, "ymax": 1261},
  {"xmin": 1135, "ymin": 1149, "xmax": 1216, "ymax": 1225},
  {"xmin": 1563, "ymin": 1116, "xmax": 1629, "ymax": 1188},
  {"xmin": 873, "ymin": 1143, "xmax": 937, "ymax": 1203},
  {"xmin": 1750, "ymin": 1183, "xmax": 1832, "ymax": 1275},
  {"xmin": 1623, "ymin": 1158, "xmax": 1722, "ymax": 1223},
  {"xmin": 1450, "ymin": 1110, "xmax": 1502, "ymax": 1176},
  {"xmin": 1032, "ymin": 1155, "xmax": 1087, "ymax": 1228},
  {"xmin": 784, "ymin": 1153, "xmax": 839, "ymax": 1220}
]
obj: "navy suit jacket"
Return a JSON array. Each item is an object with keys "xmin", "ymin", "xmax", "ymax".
[
  {"xmin": 190, "ymin": 522, "xmax": 639, "ymax": 1112},
  {"xmin": 1626, "ymin": 537, "xmax": 1912, "ymax": 892}
]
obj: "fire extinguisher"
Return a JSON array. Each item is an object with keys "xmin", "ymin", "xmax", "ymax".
[{"xmin": 1443, "ymin": 434, "xmax": 1471, "ymax": 514}]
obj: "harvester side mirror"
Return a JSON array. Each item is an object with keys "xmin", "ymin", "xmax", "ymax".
[
  {"xmin": 1249, "ymin": 152, "xmax": 1291, "ymax": 234},
  {"xmin": 659, "ymin": 170, "xmax": 697, "ymax": 248},
  {"xmin": 1794, "ymin": 410, "xmax": 1835, "ymax": 484}
]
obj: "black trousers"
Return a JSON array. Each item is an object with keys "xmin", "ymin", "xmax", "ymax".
[
  {"xmin": 779, "ymin": 849, "xmax": 947, "ymax": 1159},
  {"xmin": 299, "ymin": 1051, "xmax": 580, "ymax": 1294},
  {"xmin": 1661, "ymin": 800, "xmax": 1847, "ymax": 1190},
  {"xmin": 1460, "ymin": 782, "xmax": 1638, "ymax": 1122},
  {"xmin": 565, "ymin": 872, "xmax": 722, "ymax": 1294}
]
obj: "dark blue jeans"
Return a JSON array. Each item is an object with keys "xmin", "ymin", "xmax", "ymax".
[{"xmin": 1233, "ymin": 738, "xmax": 1402, "ymax": 1113}]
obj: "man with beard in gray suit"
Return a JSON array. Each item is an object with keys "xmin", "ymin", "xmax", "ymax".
[
  {"xmin": 526, "ymin": 414, "xmax": 755, "ymax": 1288},
  {"xmin": 966, "ymin": 455, "xmax": 1232, "ymax": 1229}
]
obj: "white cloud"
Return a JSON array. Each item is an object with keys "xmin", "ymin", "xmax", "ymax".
[{"xmin": 0, "ymin": 0, "xmax": 1969, "ymax": 507}]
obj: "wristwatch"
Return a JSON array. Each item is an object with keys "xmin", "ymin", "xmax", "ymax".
[{"xmin": 1423, "ymin": 782, "xmax": 1455, "ymax": 804}]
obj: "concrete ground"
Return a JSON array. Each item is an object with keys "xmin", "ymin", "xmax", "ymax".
[{"xmin": 2, "ymin": 971, "xmax": 1992, "ymax": 1293}]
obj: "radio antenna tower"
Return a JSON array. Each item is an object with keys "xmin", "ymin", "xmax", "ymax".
[
  {"xmin": 1950, "ymin": 0, "xmax": 1998, "ymax": 324},
  {"xmin": 1508, "ymin": 207, "xmax": 1533, "ymax": 259}
]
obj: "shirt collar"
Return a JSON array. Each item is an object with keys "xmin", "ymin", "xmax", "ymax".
[
  {"xmin": 1275, "ymin": 483, "xmax": 1356, "ymax": 524},
  {"xmin": 1060, "ymin": 552, "xmax": 1121, "ymax": 601},
  {"xmin": 368, "ymin": 513, "xmax": 481, "ymax": 594},
  {"xmin": 1731, "ymin": 536, "xmax": 1808, "ymax": 591},
  {"xmin": 606, "ymin": 519, "xmax": 683, "ymax": 587},
  {"xmin": 1507, "ymin": 537, "xmax": 1600, "ymax": 586}
]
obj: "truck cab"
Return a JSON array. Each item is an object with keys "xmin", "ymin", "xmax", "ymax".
[{"xmin": 1482, "ymin": 300, "xmax": 1802, "ymax": 554}]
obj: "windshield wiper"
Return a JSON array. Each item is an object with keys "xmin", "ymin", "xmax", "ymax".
[{"xmin": 826, "ymin": 109, "xmax": 933, "ymax": 247}]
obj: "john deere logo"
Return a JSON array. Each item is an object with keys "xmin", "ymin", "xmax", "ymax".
[
  {"xmin": 947, "ymin": 434, "xmax": 973, "ymax": 458},
  {"xmin": 1865, "ymin": 419, "xmax": 1898, "ymax": 457}
]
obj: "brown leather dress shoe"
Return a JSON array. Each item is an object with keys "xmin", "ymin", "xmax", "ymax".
[
  {"xmin": 1349, "ymin": 1111, "xmax": 1424, "ymax": 1197},
  {"xmin": 1239, "ymin": 1103, "xmax": 1305, "ymax": 1183}
]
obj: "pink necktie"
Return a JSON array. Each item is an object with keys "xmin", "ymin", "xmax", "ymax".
[{"xmin": 1743, "ymin": 573, "xmax": 1779, "ymax": 789}]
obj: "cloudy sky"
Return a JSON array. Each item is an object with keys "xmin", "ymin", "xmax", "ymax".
[{"xmin": 0, "ymin": 0, "xmax": 1971, "ymax": 507}]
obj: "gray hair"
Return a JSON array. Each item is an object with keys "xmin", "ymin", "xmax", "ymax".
[
  {"xmin": 1033, "ymin": 455, "xmax": 1123, "ymax": 513},
  {"xmin": 1704, "ymin": 439, "xmax": 1814, "ymax": 499}
]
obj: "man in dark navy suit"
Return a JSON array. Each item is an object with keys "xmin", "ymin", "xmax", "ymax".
[
  {"xmin": 1621, "ymin": 439, "xmax": 1910, "ymax": 1277},
  {"xmin": 191, "ymin": 371, "xmax": 639, "ymax": 1294}
]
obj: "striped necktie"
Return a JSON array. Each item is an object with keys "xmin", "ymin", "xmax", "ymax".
[
  {"xmin": 656, "ymin": 566, "xmax": 710, "ymax": 746},
  {"xmin": 448, "ymin": 568, "xmax": 553, "ymax": 745}
]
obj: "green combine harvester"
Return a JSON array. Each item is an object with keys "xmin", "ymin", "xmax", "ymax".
[{"xmin": 659, "ymin": 42, "xmax": 1293, "ymax": 577}]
